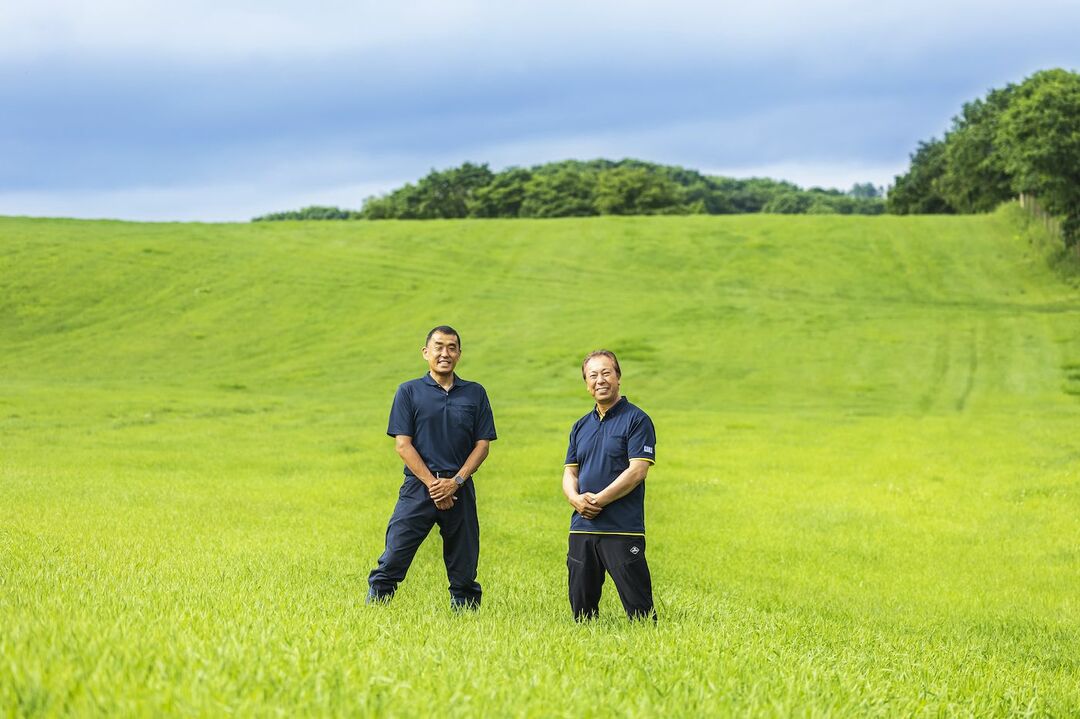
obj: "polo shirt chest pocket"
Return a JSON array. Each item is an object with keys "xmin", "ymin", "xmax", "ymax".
[
  {"xmin": 605, "ymin": 432, "xmax": 628, "ymax": 458},
  {"xmin": 450, "ymin": 402, "xmax": 477, "ymax": 426}
]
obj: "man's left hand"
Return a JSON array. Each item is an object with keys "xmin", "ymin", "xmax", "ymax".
[{"xmin": 429, "ymin": 478, "xmax": 458, "ymax": 502}]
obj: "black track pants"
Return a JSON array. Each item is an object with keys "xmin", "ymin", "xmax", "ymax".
[{"xmin": 567, "ymin": 533, "xmax": 655, "ymax": 621}]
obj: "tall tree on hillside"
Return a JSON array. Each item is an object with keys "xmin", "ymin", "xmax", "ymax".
[
  {"xmin": 937, "ymin": 87, "xmax": 1015, "ymax": 213},
  {"xmin": 887, "ymin": 139, "xmax": 953, "ymax": 214},
  {"xmin": 997, "ymin": 69, "xmax": 1080, "ymax": 246}
]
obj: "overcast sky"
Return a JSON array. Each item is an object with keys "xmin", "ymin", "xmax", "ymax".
[{"xmin": 2, "ymin": 0, "xmax": 1078, "ymax": 221}]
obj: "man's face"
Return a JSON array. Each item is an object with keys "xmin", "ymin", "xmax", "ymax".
[
  {"xmin": 583, "ymin": 356, "xmax": 620, "ymax": 405},
  {"xmin": 423, "ymin": 331, "xmax": 461, "ymax": 376}
]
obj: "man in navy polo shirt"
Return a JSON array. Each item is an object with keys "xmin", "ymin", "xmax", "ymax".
[
  {"xmin": 562, "ymin": 349, "xmax": 657, "ymax": 621},
  {"xmin": 367, "ymin": 325, "xmax": 497, "ymax": 609}
]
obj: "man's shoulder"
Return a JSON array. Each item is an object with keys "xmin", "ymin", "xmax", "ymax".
[
  {"xmin": 454, "ymin": 377, "xmax": 489, "ymax": 394},
  {"xmin": 394, "ymin": 376, "xmax": 431, "ymax": 398},
  {"xmin": 622, "ymin": 399, "xmax": 653, "ymax": 421}
]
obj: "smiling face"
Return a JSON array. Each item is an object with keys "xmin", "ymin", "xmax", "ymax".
[
  {"xmin": 422, "ymin": 330, "xmax": 461, "ymax": 378},
  {"xmin": 583, "ymin": 355, "xmax": 621, "ymax": 409}
]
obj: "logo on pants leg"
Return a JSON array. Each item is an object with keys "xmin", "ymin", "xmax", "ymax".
[{"xmin": 630, "ymin": 545, "xmax": 640, "ymax": 555}]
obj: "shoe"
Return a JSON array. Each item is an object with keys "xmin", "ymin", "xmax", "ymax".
[{"xmin": 450, "ymin": 597, "xmax": 480, "ymax": 611}]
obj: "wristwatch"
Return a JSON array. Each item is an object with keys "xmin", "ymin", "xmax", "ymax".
[{"xmin": 453, "ymin": 474, "xmax": 466, "ymax": 486}]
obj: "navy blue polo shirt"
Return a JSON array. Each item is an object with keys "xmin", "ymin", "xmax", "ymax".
[
  {"xmin": 564, "ymin": 396, "xmax": 656, "ymax": 534},
  {"xmin": 387, "ymin": 373, "xmax": 497, "ymax": 476}
]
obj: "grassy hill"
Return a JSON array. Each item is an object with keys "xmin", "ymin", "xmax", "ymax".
[{"xmin": 2, "ymin": 207, "xmax": 1079, "ymax": 715}]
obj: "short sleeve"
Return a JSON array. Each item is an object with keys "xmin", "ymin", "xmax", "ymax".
[
  {"xmin": 474, "ymin": 390, "xmax": 497, "ymax": 441},
  {"xmin": 386, "ymin": 384, "xmax": 415, "ymax": 437},
  {"xmin": 627, "ymin": 413, "xmax": 656, "ymax": 464},
  {"xmin": 564, "ymin": 426, "xmax": 578, "ymax": 466}
]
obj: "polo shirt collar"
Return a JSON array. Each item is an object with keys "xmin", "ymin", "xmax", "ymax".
[
  {"xmin": 594, "ymin": 395, "xmax": 628, "ymax": 420},
  {"xmin": 422, "ymin": 372, "xmax": 459, "ymax": 389}
]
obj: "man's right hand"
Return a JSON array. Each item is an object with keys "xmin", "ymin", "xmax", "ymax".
[
  {"xmin": 428, "ymin": 477, "xmax": 459, "ymax": 502},
  {"xmin": 570, "ymin": 493, "xmax": 602, "ymax": 519},
  {"xmin": 434, "ymin": 495, "xmax": 456, "ymax": 511}
]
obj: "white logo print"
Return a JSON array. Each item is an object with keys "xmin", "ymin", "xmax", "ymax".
[
  {"xmin": 630, "ymin": 546, "xmax": 640, "ymax": 555},
  {"xmin": 644, "ymin": 445, "xmax": 653, "ymax": 453}
]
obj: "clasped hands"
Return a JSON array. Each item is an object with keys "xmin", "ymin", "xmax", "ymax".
[
  {"xmin": 428, "ymin": 476, "xmax": 460, "ymax": 510},
  {"xmin": 571, "ymin": 492, "xmax": 604, "ymax": 519}
]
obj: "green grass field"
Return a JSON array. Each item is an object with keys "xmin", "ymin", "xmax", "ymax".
[{"xmin": 2, "ymin": 206, "xmax": 1079, "ymax": 716}]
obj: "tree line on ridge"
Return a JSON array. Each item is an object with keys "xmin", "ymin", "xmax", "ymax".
[{"xmin": 252, "ymin": 160, "xmax": 885, "ymax": 222}]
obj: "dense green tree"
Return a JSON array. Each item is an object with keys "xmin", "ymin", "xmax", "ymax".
[
  {"xmin": 682, "ymin": 179, "xmax": 731, "ymax": 214},
  {"xmin": 937, "ymin": 87, "xmax": 1015, "ymax": 213},
  {"xmin": 360, "ymin": 182, "xmax": 423, "ymax": 219},
  {"xmin": 413, "ymin": 162, "xmax": 495, "ymax": 218},
  {"xmin": 252, "ymin": 206, "xmax": 359, "ymax": 221},
  {"xmin": 887, "ymin": 139, "xmax": 954, "ymax": 214},
  {"xmin": 802, "ymin": 192, "xmax": 886, "ymax": 215},
  {"xmin": 468, "ymin": 167, "xmax": 532, "ymax": 218},
  {"xmin": 854, "ymin": 199, "xmax": 886, "ymax": 215},
  {"xmin": 809, "ymin": 193, "xmax": 854, "ymax": 214},
  {"xmin": 997, "ymin": 69, "xmax": 1080, "ymax": 246},
  {"xmin": 358, "ymin": 162, "xmax": 493, "ymax": 219},
  {"xmin": 763, "ymin": 191, "xmax": 813, "ymax": 214},
  {"xmin": 519, "ymin": 167, "xmax": 598, "ymax": 217},
  {"xmin": 594, "ymin": 166, "xmax": 686, "ymax": 215},
  {"xmin": 888, "ymin": 67, "xmax": 1080, "ymax": 237},
  {"xmin": 729, "ymin": 178, "xmax": 801, "ymax": 213}
]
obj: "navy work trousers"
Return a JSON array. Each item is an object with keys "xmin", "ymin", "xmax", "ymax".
[
  {"xmin": 368, "ymin": 476, "xmax": 482, "ymax": 608},
  {"xmin": 567, "ymin": 533, "xmax": 655, "ymax": 621}
]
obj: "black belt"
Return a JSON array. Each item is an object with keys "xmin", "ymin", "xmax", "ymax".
[{"xmin": 431, "ymin": 471, "xmax": 458, "ymax": 479}]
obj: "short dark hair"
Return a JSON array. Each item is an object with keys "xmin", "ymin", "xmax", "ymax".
[
  {"xmin": 581, "ymin": 349, "xmax": 621, "ymax": 379},
  {"xmin": 426, "ymin": 325, "xmax": 461, "ymax": 348}
]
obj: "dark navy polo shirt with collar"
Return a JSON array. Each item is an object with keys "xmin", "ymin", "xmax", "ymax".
[
  {"xmin": 564, "ymin": 396, "xmax": 656, "ymax": 535},
  {"xmin": 387, "ymin": 373, "xmax": 497, "ymax": 476}
]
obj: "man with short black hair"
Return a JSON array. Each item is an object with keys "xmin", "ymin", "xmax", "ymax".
[
  {"xmin": 367, "ymin": 325, "xmax": 496, "ymax": 609},
  {"xmin": 562, "ymin": 349, "xmax": 657, "ymax": 621}
]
